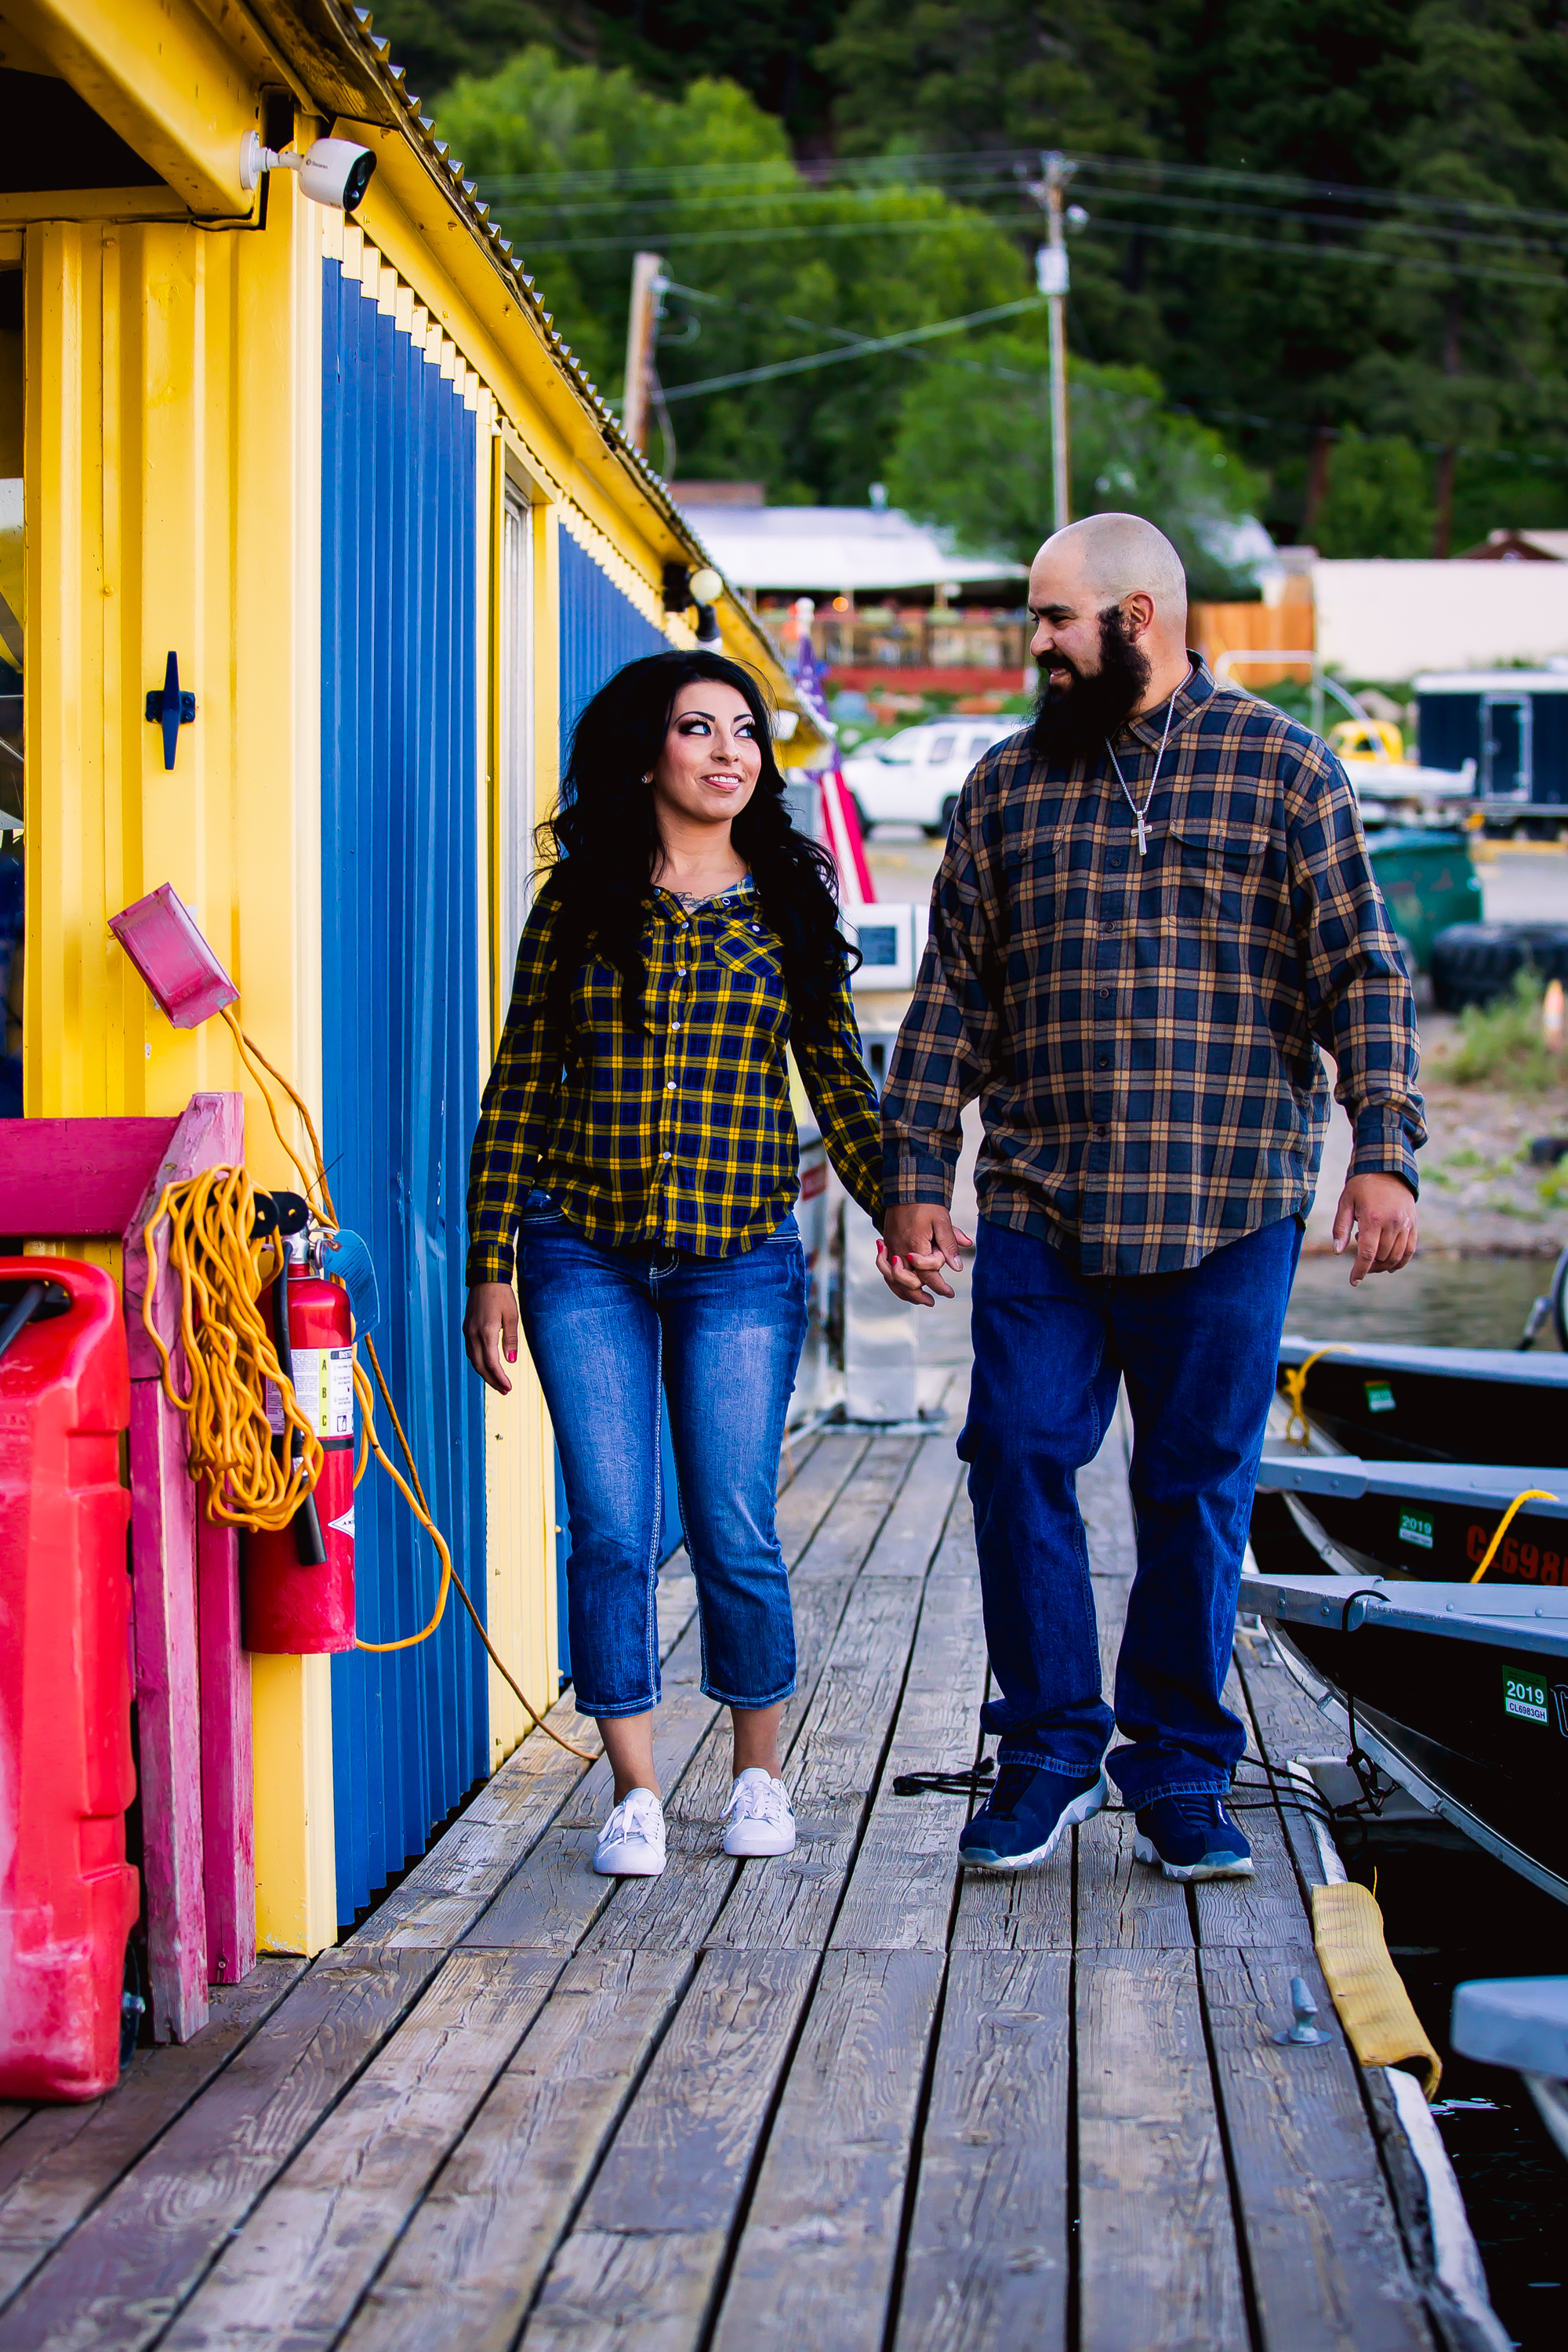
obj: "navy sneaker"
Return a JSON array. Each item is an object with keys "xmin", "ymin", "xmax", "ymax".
[
  {"xmin": 958, "ymin": 1760, "xmax": 1109, "ymax": 1871},
  {"xmin": 1134, "ymin": 1793, "xmax": 1254, "ymax": 1881}
]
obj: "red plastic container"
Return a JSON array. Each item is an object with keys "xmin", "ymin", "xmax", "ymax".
[
  {"xmin": 242, "ymin": 1265, "xmax": 356, "ymax": 1653},
  {"xmin": 0, "ymin": 1257, "xmax": 139, "ymax": 2101}
]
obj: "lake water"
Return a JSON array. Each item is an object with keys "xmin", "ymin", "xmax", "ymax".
[{"xmin": 1288, "ymin": 1249, "xmax": 1562, "ymax": 1350}]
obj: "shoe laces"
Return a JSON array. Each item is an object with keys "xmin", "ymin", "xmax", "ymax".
[
  {"xmin": 1163, "ymin": 1792, "xmax": 1231, "ymax": 1831},
  {"xmin": 727, "ymin": 1770, "xmax": 789, "ymax": 1824},
  {"xmin": 985, "ymin": 1762, "xmax": 1040, "ymax": 1820},
  {"xmin": 602, "ymin": 1788, "xmax": 662, "ymax": 1844}
]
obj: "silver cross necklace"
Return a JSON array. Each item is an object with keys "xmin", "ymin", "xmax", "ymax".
[{"xmin": 1105, "ymin": 692, "xmax": 1177, "ymax": 857}]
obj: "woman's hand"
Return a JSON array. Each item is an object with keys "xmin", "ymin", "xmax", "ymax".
[{"xmin": 464, "ymin": 1281, "xmax": 520, "ymax": 1393}]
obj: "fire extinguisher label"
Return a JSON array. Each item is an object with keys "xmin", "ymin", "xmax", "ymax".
[
  {"xmin": 285, "ymin": 1347, "xmax": 356, "ymax": 1439},
  {"xmin": 264, "ymin": 1380, "xmax": 285, "ymax": 1436},
  {"xmin": 327, "ymin": 1505, "xmax": 355, "ymax": 1539}
]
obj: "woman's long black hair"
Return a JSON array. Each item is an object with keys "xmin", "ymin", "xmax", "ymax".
[{"xmin": 537, "ymin": 649, "xmax": 855, "ymax": 1051}]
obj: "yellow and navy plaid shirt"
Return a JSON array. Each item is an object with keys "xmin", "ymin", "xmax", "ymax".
[
  {"xmin": 882, "ymin": 659, "xmax": 1425, "ymax": 1276},
  {"xmin": 467, "ymin": 874, "xmax": 883, "ymax": 1280}
]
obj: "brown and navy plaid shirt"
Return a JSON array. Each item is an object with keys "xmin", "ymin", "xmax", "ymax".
[
  {"xmin": 467, "ymin": 874, "xmax": 883, "ymax": 1281},
  {"xmin": 881, "ymin": 658, "xmax": 1425, "ymax": 1276}
]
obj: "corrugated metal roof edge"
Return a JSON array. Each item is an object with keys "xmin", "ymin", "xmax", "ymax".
[{"xmin": 263, "ymin": 0, "xmax": 803, "ymax": 708}]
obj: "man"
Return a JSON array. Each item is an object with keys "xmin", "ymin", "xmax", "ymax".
[{"xmin": 876, "ymin": 513, "xmax": 1422, "ymax": 1881}]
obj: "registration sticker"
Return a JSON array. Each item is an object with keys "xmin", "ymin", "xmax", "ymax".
[
  {"xmin": 1504, "ymin": 1669, "xmax": 1549, "ymax": 1726},
  {"xmin": 1365, "ymin": 1381, "xmax": 1396, "ymax": 1414},
  {"xmin": 1399, "ymin": 1510, "xmax": 1433, "ymax": 1551}
]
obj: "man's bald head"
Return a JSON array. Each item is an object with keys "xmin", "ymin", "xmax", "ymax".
[
  {"xmin": 1026, "ymin": 512, "xmax": 1196, "ymax": 743},
  {"xmin": 1033, "ymin": 513, "xmax": 1188, "ymax": 625}
]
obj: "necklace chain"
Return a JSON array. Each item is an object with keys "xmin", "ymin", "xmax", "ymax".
[{"xmin": 1105, "ymin": 694, "xmax": 1177, "ymax": 857}]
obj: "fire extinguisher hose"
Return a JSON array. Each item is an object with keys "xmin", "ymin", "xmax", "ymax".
[{"xmin": 140, "ymin": 1007, "xmax": 591, "ymax": 1763}]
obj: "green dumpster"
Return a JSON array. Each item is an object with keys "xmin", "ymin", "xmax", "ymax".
[{"xmin": 1365, "ymin": 828, "xmax": 1483, "ymax": 972}]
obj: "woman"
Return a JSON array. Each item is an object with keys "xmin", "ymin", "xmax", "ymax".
[{"xmin": 464, "ymin": 650, "xmax": 882, "ymax": 1878}]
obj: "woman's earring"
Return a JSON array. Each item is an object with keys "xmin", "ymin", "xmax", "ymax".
[{"xmin": 641, "ymin": 772, "xmax": 652, "ymax": 784}]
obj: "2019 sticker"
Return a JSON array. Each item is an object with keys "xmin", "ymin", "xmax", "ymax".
[
  {"xmin": 1504, "ymin": 1669, "xmax": 1549, "ymax": 1726},
  {"xmin": 1398, "ymin": 1510, "xmax": 1433, "ymax": 1550},
  {"xmin": 1365, "ymin": 1381, "xmax": 1396, "ymax": 1414}
]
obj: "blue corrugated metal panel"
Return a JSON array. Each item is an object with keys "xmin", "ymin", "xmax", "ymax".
[
  {"xmin": 554, "ymin": 536, "xmax": 683, "ymax": 1682},
  {"xmin": 320, "ymin": 261, "xmax": 488, "ymax": 1926}
]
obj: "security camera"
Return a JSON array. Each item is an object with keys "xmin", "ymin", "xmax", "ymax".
[{"xmin": 241, "ymin": 132, "xmax": 376, "ymax": 213}]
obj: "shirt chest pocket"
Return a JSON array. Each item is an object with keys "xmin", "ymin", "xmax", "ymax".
[
  {"xmin": 1000, "ymin": 835, "xmax": 1061, "ymax": 959},
  {"xmin": 1160, "ymin": 822, "xmax": 1276, "ymax": 936},
  {"xmin": 710, "ymin": 920, "xmax": 786, "ymax": 989}
]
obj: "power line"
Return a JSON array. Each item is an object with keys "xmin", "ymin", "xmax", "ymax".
[{"xmin": 659, "ymin": 292, "xmax": 1045, "ymax": 401}]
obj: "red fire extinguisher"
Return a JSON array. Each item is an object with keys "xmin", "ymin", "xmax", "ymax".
[{"xmin": 242, "ymin": 1233, "xmax": 356, "ymax": 1653}]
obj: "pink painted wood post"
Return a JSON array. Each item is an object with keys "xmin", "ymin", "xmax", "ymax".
[
  {"xmin": 0, "ymin": 1098, "xmax": 253, "ymax": 2038},
  {"xmin": 122, "ymin": 1093, "xmax": 245, "ymax": 2042},
  {"xmin": 197, "ymin": 1515, "xmax": 255, "ymax": 1984}
]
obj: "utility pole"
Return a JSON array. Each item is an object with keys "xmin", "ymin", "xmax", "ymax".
[
  {"xmin": 622, "ymin": 251, "xmax": 666, "ymax": 456},
  {"xmin": 1032, "ymin": 153, "xmax": 1076, "ymax": 533}
]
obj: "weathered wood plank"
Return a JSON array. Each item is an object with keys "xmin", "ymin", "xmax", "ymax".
[
  {"xmin": 160, "ymin": 1951, "xmax": 562, "ymax": 2352},
  {"xmin": 1076, "ymin": 1951, "xmax": 1248, "ymax": 2352},
  {"xmin": 895, "ymin": 1951, "xmax": 1071, "ymax": 2352},
  {"xmin": 1192, "ymin": 1664, "xmax": 1316, "ymax": 1948},
  {"xmin": 710, "ymin": 1949, "xmax": 946, "ymax": 2352},
  {"xmin": 122, "ymin": 1091, "xmax": 245, "ymax": 2045},
  {"xmin": 339, "ymin": 1951, "xmax": 689, "ymax": 2352},
  {"xmin": 353, "ymin": 1690, "xmax": 602, "ymax": 1952},
  {"xmin": 524, "ymin": 1949, "xmax": 818, "ymax": 2352},
  {"xmin": 574, "ymin": 1570, "xmax": 857, "ymax": 1960},
  {"xmin": 788, "ymin": 1436, "xmax": 916, "ymax": 1579},
  {"xmin": 1076, "ymin": 1804, "xmax": 1195, "ymax": 1951},
  {"xmin": 464, "ymin": 1631, "xmax": 720, "ymax": 1953},
  {"xmin": 775, "ymin": 1433, "xmax": 868, "ymax": 1563},
  {"xmin": 858, "ymin": 1439, "xmax": 964, "ymax": 1578},
  {"xmin": 0, "ymin": 1949, "xmax": 439, "ymax": 2352},
  {"xmin": 1200, "ymin": 1944, "xmax": 1435, "ymax": 2352},
  {"xmin": 702, "ymin": 1577, "xmax": 924, "ymax": 1954},
  {"xmin": 0, "ymin": 2108, "xmax": 31, "ymax": 2149},
  {"xmin": 196, "ymin": 1517, "xmax": 254, "ymax": 1987},
  {"xmin": 0, "ymin": 1963, "xmax": 304, "ymax": 2310},
  {"xmin": 831, "ymin": 1570, "xmax": 989, "ymax": 1955},
  {"xmin": 126, "ymin": 1381, "xmax": 209, "ymax": 2043},
  {"xmin": 1232, "ymin": 1629, "xmax": 1340, "ymax": 1897}
]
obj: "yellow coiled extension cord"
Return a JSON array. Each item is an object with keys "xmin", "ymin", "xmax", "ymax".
[{"xmin": 140, "ymin": 1004, "xmax": 591, "ymax": 1759}]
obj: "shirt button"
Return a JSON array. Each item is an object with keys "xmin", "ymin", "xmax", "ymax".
[
  {"xmin": 1097, "ymin": 1054, "xmax": 1110, "ymax": 1069},
  {"xmin": 1098, "ymin": 987, "xmax": 1111, "ymax": 1000},
  {"xmin": 671, "ymin": 1019, "xmax": 681, "ymax": 1030},
  {"xmin": 1109, "ymin": 851, "xmax": 1126, "ymax": 870},
  {"xmin": 666, "ymin": 1081, "xmax": 677, "ymax": 1092},
  {"xmin": 1095, "ymin": 1124, "xmax": 1109, "ymax": 1138},
  {"xmin": 661, "ymin": 1152, "xmax": 672, "ymax": 1162}
]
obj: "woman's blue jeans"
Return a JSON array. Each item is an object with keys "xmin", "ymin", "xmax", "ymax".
[
  {"xmin": 961, "ymin": 1212, "xmax": 1303, "ymax": 1808},
  {"xmin": 516, "ymin": 1199, "xmax": 808, "ymax": 1718}
]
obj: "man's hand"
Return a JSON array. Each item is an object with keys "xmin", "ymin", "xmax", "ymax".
[
  {"xmin": 464, "ymin": 1280, "xmax": 520, "ymax": 1392},
  {"xmin": 1332, "ymin": 1173, "xmax": 1417, "ymax": 1287},
  {"xmin": 877, "ymin": 1202, "xmax": 975, "ymax": 1307}
]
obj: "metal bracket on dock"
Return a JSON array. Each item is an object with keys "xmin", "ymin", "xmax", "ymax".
[{"xmin": 1274, "ymin": 1974, "xmax": 1331, "ymax": 2045}]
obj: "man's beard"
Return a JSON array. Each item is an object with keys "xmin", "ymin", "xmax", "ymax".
[{"xmin": 1029, "ymin": 604, "xmax": 1152, "ymax": 761}]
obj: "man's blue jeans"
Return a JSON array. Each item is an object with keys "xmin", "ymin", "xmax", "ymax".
[
  {"xmin": 961, "ymin": 1213, "xmax": 1303, "ymax": 1808},
  {"xmin": 516, "ymin": 1197, "xmax": 808, "ymax": 1719}
]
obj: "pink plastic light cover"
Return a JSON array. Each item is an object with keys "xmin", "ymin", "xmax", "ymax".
[{"xmin": 108, "ymin": 885, "xmax": 239, "ymax": 1029}]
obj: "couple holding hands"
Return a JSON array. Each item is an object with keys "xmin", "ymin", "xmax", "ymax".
[{"xmin": 464, "ymin": 512, "xmax": 1424, "ymax": 1886}]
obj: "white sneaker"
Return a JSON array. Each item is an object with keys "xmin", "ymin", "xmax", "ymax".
[
  {"xmin": 593, "ymin": 1787, "xmax": 666, "ymax": 1877},
  {"xmin": 722, "ymin": 1769, "xmax": 797, "ymax": 1858}
]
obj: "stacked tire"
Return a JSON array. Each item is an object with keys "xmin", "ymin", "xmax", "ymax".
[{"xmin": 1430, "ymin": 922, "xmax": 1568, "ymax": 1012}]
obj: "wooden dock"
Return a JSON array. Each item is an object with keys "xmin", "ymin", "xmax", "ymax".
[{"xmin": 0, "ymin": 1416, "xmax": 1447, "ymax": 2352}]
